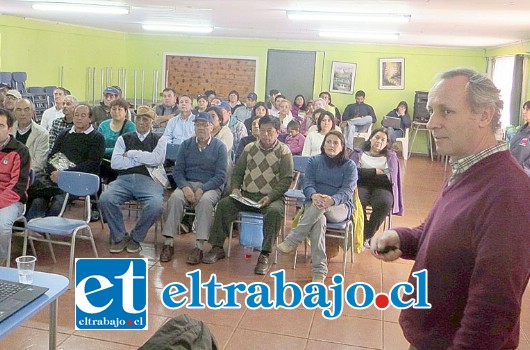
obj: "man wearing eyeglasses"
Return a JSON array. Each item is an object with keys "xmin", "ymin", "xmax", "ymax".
[{"xmin": 160, "ymin": 112, "xmax": 227, "ymax": 264}]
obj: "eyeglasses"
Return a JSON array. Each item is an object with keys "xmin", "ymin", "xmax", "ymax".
[{"xmin": 195, "ymin": 122, "xmax": 210, "ymax": 128}]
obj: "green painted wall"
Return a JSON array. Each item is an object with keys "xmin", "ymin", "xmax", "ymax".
[
  {"xmin": 0, "ymin": 15, "xmax": 127, "ymax": 100},
  {"xmin": 1, "ymin": 15, "xmax": 491, "ymax": 154}
]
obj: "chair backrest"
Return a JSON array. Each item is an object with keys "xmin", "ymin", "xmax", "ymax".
[
  {"xmin": 12, "ymin": 72, "xmax": 28, "ymax": 94},
  {"xmin": 166, "ymin": 143, "xmax": 180, "ymax": 161},
  {"xmin": 0, "ymin": 72, "xmax": 12, "ymax": 85},
  {"xmin": 28, "ymin": 87, "xmax": 45, "ymax": 94},
  {"xmin": 57, "ymin": 171, "xmax": 100, "ymax": 197},
  {"xmin": 293, "ymin": 155, "xmax": 310, "ymax": 173}
]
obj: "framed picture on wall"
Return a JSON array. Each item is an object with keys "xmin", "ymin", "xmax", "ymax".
[
  {"xmin": 330, "ymin": 61, "xmax": 357, "ymax": 94},
  {"xmin": 379, "ymin": 58, "xmax": 405, "ymax": 89}
]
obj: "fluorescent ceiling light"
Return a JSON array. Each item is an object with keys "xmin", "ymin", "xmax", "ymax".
[
  {"xmin": 32, "ymin": 3, "xmax": 129, "ymax": 14},
  {"xmin": 142, "ymin": 24, "xmax": 213, "ymax": 34},
  {"xmin": 288, "ymin": 11, "xmax": 411, "ymax": 23},
  {"xmin": 319, "ymin": 31, "xmax": 400, "ymax": 41}
]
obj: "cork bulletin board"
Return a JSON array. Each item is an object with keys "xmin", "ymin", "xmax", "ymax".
[{"xmin": 164, "ymin": 54, "xmax": 258, "ymax": 99}]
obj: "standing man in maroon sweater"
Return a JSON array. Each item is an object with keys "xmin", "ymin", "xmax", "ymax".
[{"xmin": 371, "ymin": 68, "xmax": 530, "ymax": 349}]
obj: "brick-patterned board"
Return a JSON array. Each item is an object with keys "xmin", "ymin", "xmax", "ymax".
[{"xmin": 166, "ymin": 55, "xmax": 256, "ymax": 100}]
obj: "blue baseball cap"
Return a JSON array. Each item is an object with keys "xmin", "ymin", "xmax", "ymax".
[
  {"xmin": 217, "ymin": 101, "xmax": 231, "ymax": 111},
  {"xmin": 195, "ymin": 112, "xmax": 213, "ymax": 124},
  {"xmin": 103, "ymin": 86, "xmax": 120, "ymax": 95}
]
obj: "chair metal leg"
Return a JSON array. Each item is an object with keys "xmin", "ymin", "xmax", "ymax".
[{"xmin": 46, "ymin": 233, "xmax": 57, "ymax": 264}]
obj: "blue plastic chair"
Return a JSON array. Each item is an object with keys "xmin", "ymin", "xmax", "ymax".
[
  {"xmin": 283, "ymin": 155, "xmax": 310, "ymax": 233},
  {"xmin": 23, "ymin": 171, "xmax": 100, "ymax": 284}
]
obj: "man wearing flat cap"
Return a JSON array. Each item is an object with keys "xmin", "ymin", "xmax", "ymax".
[
  {"xmin": 99, "ymin": 105, "xmax": 168, "ymax": 254},
  {"xmin": 160, "ymin": 112, "xmax": 227, "ymax": 264}
]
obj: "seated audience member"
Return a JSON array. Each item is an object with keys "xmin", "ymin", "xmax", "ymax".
[
  {"xmin": 27, "ymin": 104, "xmax": 105, "ymax": 220},
  {"xmin": 204, "ymin": 90, "xmax": 216, "ymax": 104},
  {"xmin": 12, "ymin": 99, "xmax": 49, "ymax": 177},
  {"xmin": 163, "ymin": 95, "xmax": 196, "ymax": 145},
  {"xmin": 228, "ymin": 90, "xmax": 245, "ymax": 115},
  {"xmin": 510, "ymin": 100, "xmax": 530, "ymax": 176},
  {"xmin": 4, "ymin": 90, "xmax": 21, "ymax": 114},
  {"xmin": 154, "ymin": 88, "xmax": 179, "ymax": 133},
  {"xmin": 349, "ymin": 128, "xmax": 403, "ymax": 241},
  {"xmin": 207, "ymin": 106, "xmax": 234, "ymax": 157},
  {"xmin": 236, "ymin": 118, "xmax": 260, "ymax": 162},
  {"xmin": 49, "ymin": 95, "xmax": 78, "ymax": 150},
  {"xmin": 277, "ymin": 131, "xmax": 356, "ymax": 283},
  {"xmin": 0, "ymin": 83, "xmax": 10, "ymax": 109},
  {"xmin": 99, "ymin": 106, "xmax": 167, "ymax": 254},
  {"xmin": 291, "ymin": 94, "xmax": 307, "ymax": 122},
  {"xmin": 0, "ymin": 108, "xmax": 30, "ymax": 266},
  {"xmin": 266, "ymin": 89, "xmax": 281, "ymax": 110},
  {"xmin": 269, "ymin": 94, "xmax": 285, "ymax": 117},
  {"xmin": 160, "ymin": 112, "xmax": 227, "ymax": 264},
  {"xmin": 202, "ymin": 116, "xmax": 293, "ymax": 275},
  {"xmin": 98, "ymin": 98, "xmax": 136, "ymax": 183},
  {"xmin": 278, "ymin": 99, "xmax": 294, "ymax": 134},
  {"xmin": 302, "ymin": 110, "xmax": 338, "ymax": 156},
  {"xmin": 383, "ymin": 101, "xmax": 412, "ymax": 140},
  {"xmin": 342, "ymin": 90, "xmax": 377, "ymax": 123},
  {"xmin": 40, "ymin": 87, "xmax": 68, "ymax": 131},
  {"xmin": 285, "ymin": 120, "xmax": 305, "ymax": 155},
  {"xmin": 319, "ymin": 91, "xmax": 342, "ymax": 122},
  {"xmin": 210, "ymin": 97, "xmax": 221, "ymax": 106},
  {"xmin": 218, "ymin": 101, "xmax": 247, "ymax": 160},
  {"xmin": 233, "ymin": 92, "xmax": 257, "ymax": 124},
  {"xmin": 299, "ymin": 100, "xmax": 315, "ymax": 135},
  {"xmin": 243, "ymin": 102, "xmax": 268, "ymax": 135},
  {"xmin": 92, "ymin": 86, "xmax": 120, "ymax": 127},
  {"xmin": 313, "ymin": 97, "xmax": 336, "ymax": 121},
  {"xmin": 193, "ymin": 94, "xmax": 209, "ymax": 115}
]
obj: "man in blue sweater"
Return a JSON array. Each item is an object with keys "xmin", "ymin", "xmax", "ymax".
[{"xmin": 160, "ymin": 112, "xmax": 227, "ymax": 264}]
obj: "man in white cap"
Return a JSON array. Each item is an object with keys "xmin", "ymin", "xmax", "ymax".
[{"xmin": 4, "ymin": 90, "xmax": 22, "ymax": 114}]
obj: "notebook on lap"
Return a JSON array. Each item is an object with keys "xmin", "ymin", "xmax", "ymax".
[{"xmin": 0, "ymin": 279, "xmax": 49, "ymax": 323}]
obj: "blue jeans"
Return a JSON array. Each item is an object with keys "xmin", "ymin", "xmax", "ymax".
[
  {"xmin": 0, "ymin": 202, "xmax": 24, "ymax": 260},
  {"xmin": 99, "ymin": 174, "xmax": 164, "ymax": 244},
  {"xmin": 26, "ymin": 193, "xmax": 66, "ymax": 221}
]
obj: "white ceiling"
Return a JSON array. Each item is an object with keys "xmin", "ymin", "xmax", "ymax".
[{"xmin": 2, "ymin": 0, "xmax": 530, "ymax": 48}]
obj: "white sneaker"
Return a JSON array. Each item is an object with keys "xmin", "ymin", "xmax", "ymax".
[
  {"xmin": 276, "ymin": 241, "xmax": 297, "ymax": 254},
  {"xmin": 312, "ymin": 275, "xmax": 325, "ymax": 284}
]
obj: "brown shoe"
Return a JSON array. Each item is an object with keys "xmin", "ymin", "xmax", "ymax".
[
  {"xmin": 202, "ymin": 246, "xmax": 226, "ymax": 264},
  {"xmin": 187, "ymin": 247, "xmax": 203, "ymax": 265},
  {"xmin": 160, "ymin": 244, "xmax": 174, "ymax": 262}
]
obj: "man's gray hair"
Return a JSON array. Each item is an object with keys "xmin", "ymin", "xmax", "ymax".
[
  {"xmin": 438, "ymin": 68, "xmax": 503, "ymax": 130},
  {"xmin": 64, "ymin": 95, "xmax": 79, "ymax": 105}
]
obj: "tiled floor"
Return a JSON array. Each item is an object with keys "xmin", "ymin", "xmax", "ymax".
[{"xmin": 1, "ymin": 156, "xmax": 529, "ymax": 349}]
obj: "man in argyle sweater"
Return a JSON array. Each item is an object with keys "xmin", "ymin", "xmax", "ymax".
[{"xmin": 203, "ymin": 115, "xmax": 293, "ymax": 275}]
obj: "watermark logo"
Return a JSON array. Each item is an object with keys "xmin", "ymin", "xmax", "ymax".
[
  {"xmin": 75, "ymin": 258, "xmax": 148, "ymax": 330},
  {"xmin": 160, "ymin": 269, "xmax": 431, "ymax": 319}
]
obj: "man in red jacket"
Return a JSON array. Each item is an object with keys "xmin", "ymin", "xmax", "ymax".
[
  {"xmin": 371, "ymin": 68, "xmax": 530, "ymax": 349},
  {"xmin": 0, "ymin": 108, "xmax": 30, "ymax": 266}
]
